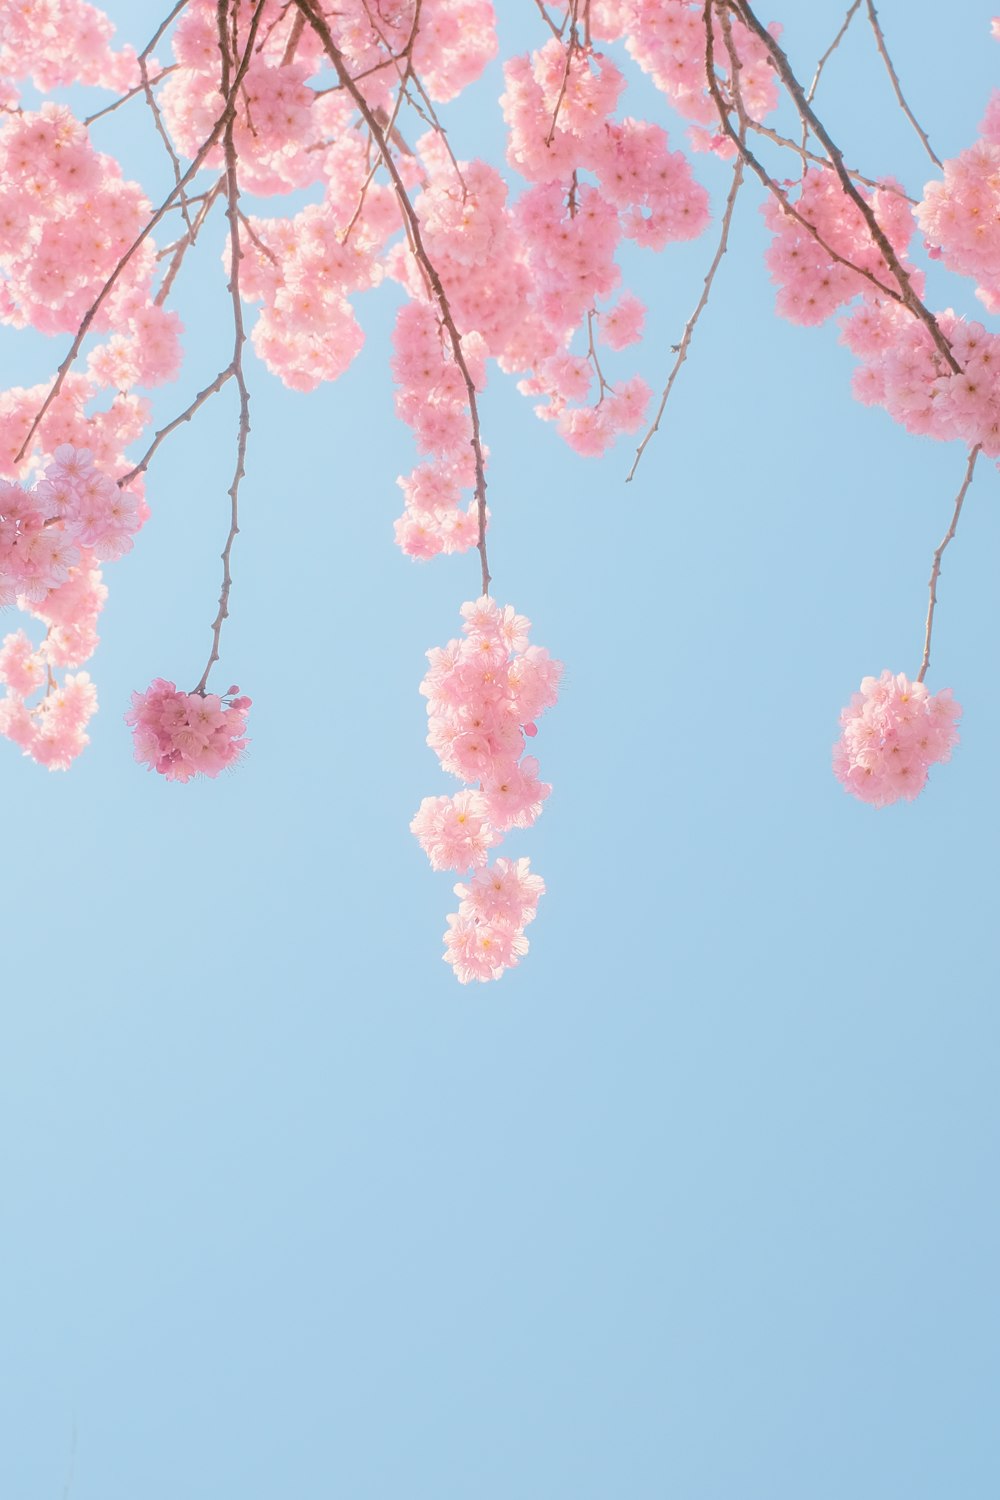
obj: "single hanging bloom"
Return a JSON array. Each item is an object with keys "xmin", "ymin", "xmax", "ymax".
[{"xmin": 833, "ymin": 670, "xmax": 960, "ymax": 807}]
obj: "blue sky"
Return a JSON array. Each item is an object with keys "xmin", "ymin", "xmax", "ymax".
[{"xmin": 3, "ymin": 3, "xmax": 999, "ymax": 1496}]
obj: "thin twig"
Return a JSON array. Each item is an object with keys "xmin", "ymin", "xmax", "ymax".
[
  {"xmin": 293, "ymin": 0, "xmax": 492, "ymax": 595},
  {"xmin": 138, "ymin": 51, "xmax": 193, "ymax": 234},
  {"xmin": 917, "ymin": 445, "xmax": 980, "ymax": 682},
  {"xmin": 155, "ymin": 177, "xmax": 225, "ymax": 304},
  {"xmin": 865, "ymin": 0, "xmax": 942, "ymax": 168},
  {"xmin": 83, "ymin": 0, "xmax": 190, "ymax": 124},
  {"xmin": 585, "ymin": 308, "xmax": 613, "ymax": 401},
  {"xmin": 141, "ymin": 0, "xmax": 191, "ymax": 61},
  {"xmin": 806, "ymin": 0, "xmax": 862, "ymax": 103},
  {"xmin": 705, "ymin": 7, "xmax": 903, "ymax": 306},
  {"xmin": 281, "ymin": 9, "xmax": 306, "ymax": 65},
  {"xmin": 747, "ymin": 118, "xmax": 916, "ymax": 200},
  {"xmin": 117, "ymin": 366, "xmax": 235, "ymax": 490},
  {"xmin": 83, "ymin": 65, "xmax": 178, "ymax": 127},
  {"xmin": 15, "ymin": 19, "xmax": 262, "ymax": 466},
  {"xmin": 194, "ymin": 0, "xmax": 257, "ymax": 695},
  {"xmin": 727, "ymin": 0, "xmax": 959, "ymax": 372},
  {"xmin": 237, "ymin": 207, "xmax": 279, "ymax": 265},
  {"xmin": 339, "ymin": 1, "xmax": 428, "ymax": 238},
  {"xmin": 546, "ymin": 0, "xmax": 584, "ymax": 146},
  {"xmin": 61, "ymin": 1421, "xmax": 77, "ymax": 1500},
  {"xmin": 627, "ymin": 145, "xmax": 744, "ymax": 482}
]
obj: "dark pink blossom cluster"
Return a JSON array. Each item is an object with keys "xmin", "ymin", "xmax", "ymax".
[
  {"xmin": 125, "ymin": 680, "xmax": 251, "ymax": 783},
  {"xmin": 444, "ymin": 857, "xmax": 546, "ymax": 984},
  {"xmin": 833, "ymin": 671, "xmax": 961, "ymax": 808},
  {"xmin": 411, "ymin": 597, "xmax": 561, "ymax": 982}
]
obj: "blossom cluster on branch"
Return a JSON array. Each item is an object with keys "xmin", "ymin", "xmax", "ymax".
[{"xmin": 1, "ymin": 0, "xmax": 999, "ymax": 978}]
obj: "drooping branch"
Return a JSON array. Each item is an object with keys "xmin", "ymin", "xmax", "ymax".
[
  {"xmin": 917, "ymin": 445, "xmax": 980, "ymax": 684},
  {"xmin": 83, "ymin": 1, "xmax": 189, "ymax": 125},
  {"xmin": 194, "ymin": 0, "xmax": 256, "ymax": 696},
  {"xmin": 281, "ymin": 9, "xmax": 307, "ymax": 66},
  {"xmin": 292, "ymin": 0, "xmax": 492, "ymax": 595},
  {"xmin": 545, "ymin": 0, "xmax": 587, "ymax": 146},
  {"xmin": 725, "ymin": 0, "xmax": 959, "ymax": 373},
  {"xmin": 138, "ymin": 49, "xmax": 194, "ymax": 235},
  {"xmin": 627, "ymin": 144, "xmax": 744, "ymax": 482}
]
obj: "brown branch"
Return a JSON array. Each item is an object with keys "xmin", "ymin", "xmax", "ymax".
[
  {"xmin": 141, "ymin": 0, "xmax": 191, "ymax": 61},
  {"xmin": 806, "ymin": 0, "xmax": 862, "ymax": 103},
  {"xmin": 704, "ymin": 7, "xmax": 903, "ymax": 306},
  {"xmin": 16, "ymin": 13, "xmax": 263, "ymax": 465},
  {"xmin": 585, "ymin": 308, "xmax": 613, "ymax": 401},
  {"xmin": 237, "ymin": 207, "xmax": 280, "ymax": 266},
  {"xmin": 117, "ymin": 365, "xmax": 235, "ymax": 490},
  {"xmin": 83, "ymin": 65, "xmax": 178, "ymax": 127},
  {"xmin": 84, "ymin": 0, "xmax": 189, "ymax": 124},
  {"xmin": 627, "ymin": 145, "xmax": 744, "ymax": 482},
  {"xmin": 399, "ymin": 78, "xmax": 466, "ymax": 190},
  {"xmin": 865, "ymin": 1, "xmax": 942, "ymax": 168},
  {"xmin": 138, "ymin": 50, "xmax": 194, "ymax": 234},
  {"xmin": 155, "ymin": 177, "xmax": 225, "ymax": 304},
  {"xmin": 281, "ymin": 9, "xmax": 306, "ymax": 65},
  {"xmin": 917, "ymin": 445, "xmax": 980, "ymax": 683},
  {"xmin": 293, "ymin": 0, "xmax": 492, "ymax": 595},
  {"xmin": 194, "ymin": 0, "xmax": 257, "ymax": 695},
  {"xmin": 532, "ymin": 0, "xmax": 565, "ymax": 40},
  {"xmin": 726, "ymin": 0, "xmax": 959, "ymax": 372},
  {"xmin": 340, "ymin": 6, "xmax": 428, "ymax": 241},
  {"xmin": 545, "ymin": 0, "xmax": 584, "ymax": 147}
]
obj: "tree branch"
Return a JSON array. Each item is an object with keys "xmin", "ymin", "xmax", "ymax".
[
  {"xmin": 292, "ymin": 0, "xmax": 492, "ymax": 595},
  {"xmin": 627, "ymin": 143, "xmax": 744, "ymax": 482},
  {"xmin": 917, "ymin": 445, "xmax": 979, "ymax": 683},
  {"xmin": 194, "ymin": 0, "xmax": 259, "ymax": 695},
  {"xmin": 726, "ymin": 0, "xmax": 958, "ymax": 372},
  {"xmin": 865, "ymin": 0, "xmax": 942, "ymax": 168}
]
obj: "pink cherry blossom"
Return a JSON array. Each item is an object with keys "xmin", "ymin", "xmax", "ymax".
[
  {"xmin": 833, "ymin": 671, "xmax": 961, "ymax": 807},
  {"xmin": 125, "ymin": 680, "xmax": 251, "ymax": 782}
]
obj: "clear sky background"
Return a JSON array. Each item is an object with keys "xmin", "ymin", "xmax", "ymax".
[{"xmin": 3, "ymin": 3, "xmax": 999, "ymax": 1496}]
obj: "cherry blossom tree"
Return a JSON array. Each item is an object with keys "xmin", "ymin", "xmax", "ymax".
[{"xmin": 0, "ymin": 0, "xmax": 996, "ymax": 979}]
